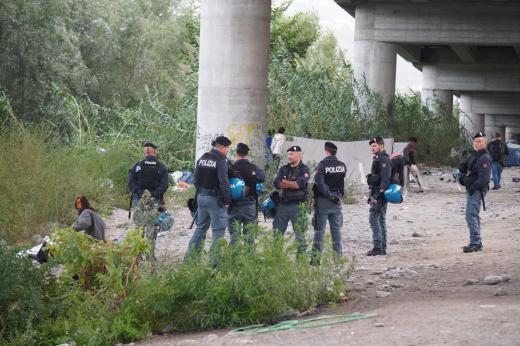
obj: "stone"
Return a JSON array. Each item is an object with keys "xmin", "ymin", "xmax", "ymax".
[
  {"xmin": 376, "ymin": 291, "xmax": 391, "ymax": 298},
  {"xmin": 374, "ymin": 322, "xmax": 385, "ymax": 327},
  {"xmin": 464, "ymin": 279, "xmax": 479, "ymax": 286},
  {"xmin": 366, "ymin": 280, "xmax": 375, "ymax": 286},
  {"xmin": 502, "ymin": 275, "xmax": 511, "ymax": 282},
  {"xmin": 390, "ymin": 283, "xmax": 404, "ymax": 288},
  {"xmin": 412, "ymin": 232, "xmax": 422, "ymax": 237},
  {"xmin": 483, "ymin": 275, "xmax": 503, "ymax": 285},
  {"xmin": 380, "ymin": 284, "xmax": 393, "ymax": 292},
  {"xmin": 495, "ymin": 287, "xmax": 507, "ymax": 296}
]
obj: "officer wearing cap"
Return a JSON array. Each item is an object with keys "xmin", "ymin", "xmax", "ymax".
[
  {"xmin": 366, "ymin": 136, "xmax": 392, "ymax": 256},
  {"xmin": 310, "ymin": 141, "xmax": 346, "ymax": 264},
  {"xmin": 186, "ymin": 136, "xmax": 232, "ymax": 260},
  {"xmin": 128, "ymin": 141, "xmax": 169, "ymax": 207},
  {"xmin": 273, "ymin": 145, "xmax": 310, "ymax": 255},
  {"xmin": 458, "ymin": 132, "xmax": 492, "ymax": 253},
  {"xmin": 228, "ymin": 143, "xmax": 266, "ymax": 245}
]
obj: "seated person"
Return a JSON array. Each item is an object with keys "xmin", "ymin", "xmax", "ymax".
[{"xmin": 73, "ymin": 196, "xmax": 106, "ymax": 241}]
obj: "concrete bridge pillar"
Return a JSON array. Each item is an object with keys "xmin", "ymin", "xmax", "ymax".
[
  {"xmin": 421, "ymin": 65, "xmax": 453, "ymax": 115},
  {"xmin": 459, "ymin": 94, "xmax": 484, "ymax": 139},
  {"xmin": 353, "ymin": 4, "xmax": 397, "ymax": 113},
  {"xmin": 195, "ymin": 0, "xmax": 271, "ymax": 163}
]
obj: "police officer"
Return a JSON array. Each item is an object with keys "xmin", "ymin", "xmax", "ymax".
[
  {"xmin": 459, "ymin": 132, "xmax": 492, "ymax": 253},
  {"xmin": 186, "ymin": 136, "xmax": 232, "ymax": 259},
  {"xmin": 366, "ymin": 136, "xmax": 392, "ymax": 256},
  {"xmin": 128, "ymin": 141, "xmax": 169, "ymax": 207},
  {"xmin": 273, "ymin": 145, "xmax": 310, "ymax": 255},
  {"xmin": 311, "ymin": 142, "xmax": 346, "ymax": 264},
  {"xmin": 228, "ymin": 143, "xmax": 266, "ymax": 245}
]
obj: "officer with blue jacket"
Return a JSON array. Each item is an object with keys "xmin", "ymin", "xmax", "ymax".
[
  {"xmin": 459, "ymin": 132, "xmax": 492, "ymax": 253},
  {"xmin": 366, "ymin": 136, "xmax": 392, "ymax": 256},
  {"xmin": 273, "ymin": 145, "xmax": 310, "ymax": 255},
  {"xmin": 311, "ymin": 142, "xmax": 346, "ymax": 263},
  {"xmin": 186, "ymin": 136, "xmax": 232, "ymax": 259},
  {"xmin": 228, "ymin": 143, "xmax": 266, "ymax": 245},
  {"xmin": 128, "ymin": 142, "xmax": 169, "ymax": 207}
]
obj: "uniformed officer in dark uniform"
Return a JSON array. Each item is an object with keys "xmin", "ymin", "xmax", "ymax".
[
  {"xmin": 128, "ymin": 141, "xmax": 169, "ymax": 207},
  {"xmin": 459, "ymin": 132, "xmax": 492, "ymax": 253},
  {"xmin": 311, "ymin": 142, "xmax": 346, "ymax": 263},
  {"xmin": 366, "ymin": 136, "xmax": 392, "ymax": 256},
  {"xmin": 228, "ymin": 143, "xmax": 266, "ymax": 245},
  {"xmin": 273, "ymin": 145, "xmax": 310, "ymax": 255},
  {"xmin": 186, "ymin": 136, "xmax": 232, "ymax": 259}
]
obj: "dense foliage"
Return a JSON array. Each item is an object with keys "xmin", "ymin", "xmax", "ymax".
[{"xmin": 0, "ymin": 227, "xmax": 351, "ymax": 345}]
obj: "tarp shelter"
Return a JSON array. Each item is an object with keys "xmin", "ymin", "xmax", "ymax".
[
  {"xmin": 282, "ymin": 137, "xmax": 395, "ymax": 186},
  {"xmin": 506, "ymin": 143, "xmax": 520, "ymax": 167}
]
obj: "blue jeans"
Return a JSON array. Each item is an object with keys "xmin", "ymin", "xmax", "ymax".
[
  {"xmin": 491, "ymin": 161, "xmax": 503, "ymax": 188},
  {"xmin": 312, "ymin": 198, "xmax": 343, "ymax": 256},
  {"xmin": 369, "ymin": 199, "xmax": 387, "ymax": 249},
  {"xmin": 186, "ymin": 193, "xmax": 228, "ymax": 259},
  {"xmin": 229, "ymin": 203, "xmax": 257, "ymax": 245},
  {"xmin": 273, "ymin": 202, "xmax": 307, "ymax": 255},
  {"xmin": 465, "ymin": 191, "xmax": 485, "ymax": 246}
]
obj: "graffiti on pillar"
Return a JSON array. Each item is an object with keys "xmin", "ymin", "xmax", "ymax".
[
  {"xmin": 226, "ymin": 123, "xmax": 264, "ymax": 161},
  {"xmin": 196, "ymin": 122, "xmax": 265, "ymax": 162},
  {"xmin": 196, "ymin": 126, "xmax": 224, "ymax": 157}
]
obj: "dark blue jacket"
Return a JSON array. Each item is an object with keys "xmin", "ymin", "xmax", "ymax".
[{"xmin": 128, "ymin": 155, "xmax": 169, "ymax": 203}]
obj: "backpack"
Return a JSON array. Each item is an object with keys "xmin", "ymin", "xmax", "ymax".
[{"xmin": 488, "ymin": 140, "xmax": 504, "ymax": 163}]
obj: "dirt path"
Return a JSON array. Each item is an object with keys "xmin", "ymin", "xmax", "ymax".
[{"xmin": 107, "ymin": 167, "xmax": 520, "ymax": 346}]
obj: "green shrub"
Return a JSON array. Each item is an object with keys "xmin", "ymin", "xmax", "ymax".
[
  {"xmin": 134, "ymin": 227, "xmax": 352, "ymax": 332},
  {"xmin": 0, "ymin": 241, "xmax": 52, "ymax": 344}
]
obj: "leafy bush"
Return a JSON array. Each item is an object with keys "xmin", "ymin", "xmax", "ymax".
[
  {"xmin": 0, "ymin": 241, "xmax": 53, "ymax": 344},
  {"xmin": 134, "ymin": 227, "xmax": 352, "ymax": 332},
  {"xmin": 393, "ymin": 92, "xmax": 467, "ymax": 165}
]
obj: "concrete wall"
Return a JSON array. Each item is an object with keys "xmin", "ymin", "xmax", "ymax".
[{"xmin": 281, "ymin": 136, "xmax": 394, "ymax": 186}]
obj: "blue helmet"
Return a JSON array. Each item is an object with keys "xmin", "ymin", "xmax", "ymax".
[
  {"xmin": 384, "ymin": 183, "xmax": 403, "ymax": 204},
  {"xmin": 256, "ymin": 182, "xmax": 264, "ymax": 196},
  {"xmin": 260, "ymin": 197, "xmax": 276, "ymax": 218},
  {"xmin": 230, "ymin": 177, "xmax": 246, "ymax": 200}
]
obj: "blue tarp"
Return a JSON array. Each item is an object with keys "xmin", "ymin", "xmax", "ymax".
[{"xmin": 506, "ymin": 144, "xmax": 520, "ymax": 167}]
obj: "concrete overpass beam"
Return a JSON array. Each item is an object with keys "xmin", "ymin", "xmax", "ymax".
[
  {"xmin": 195, "ymin": 0, "xmax": 271, "ymax": 163},
  {"xmin": 353, "ymin": 4, "xmax": 397, "ymax": 113},
  {"xmin": 422, "ymin": 64, "xmax": 520, "ymax": 93},
  {"xmin": 450, "ymin": 45, "xmax": 477, "ymax": 63},
  {"xmin": 360, "ymin": 3, "xmax": 520, "ymax": 45},
  {"xmin": 466, "ymin": 93, "xmax": 520, "ymax": 115}
]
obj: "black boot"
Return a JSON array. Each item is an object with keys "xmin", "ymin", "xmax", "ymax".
[
  {"xmin": 463, "ymin": 243, "xmax": 483, "ymax": 253},
  {"xmin": 382, "ymin": 248, "xmax": 387, "ymax": 255},
  {"xmin": 366, "ymin": 247, "xmax": 383, "ymax": 256}
]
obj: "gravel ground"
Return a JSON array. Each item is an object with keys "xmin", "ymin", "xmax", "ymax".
[{"xmin": 105, "ymin": 167, "xmax": 520, "ymax": 346}]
